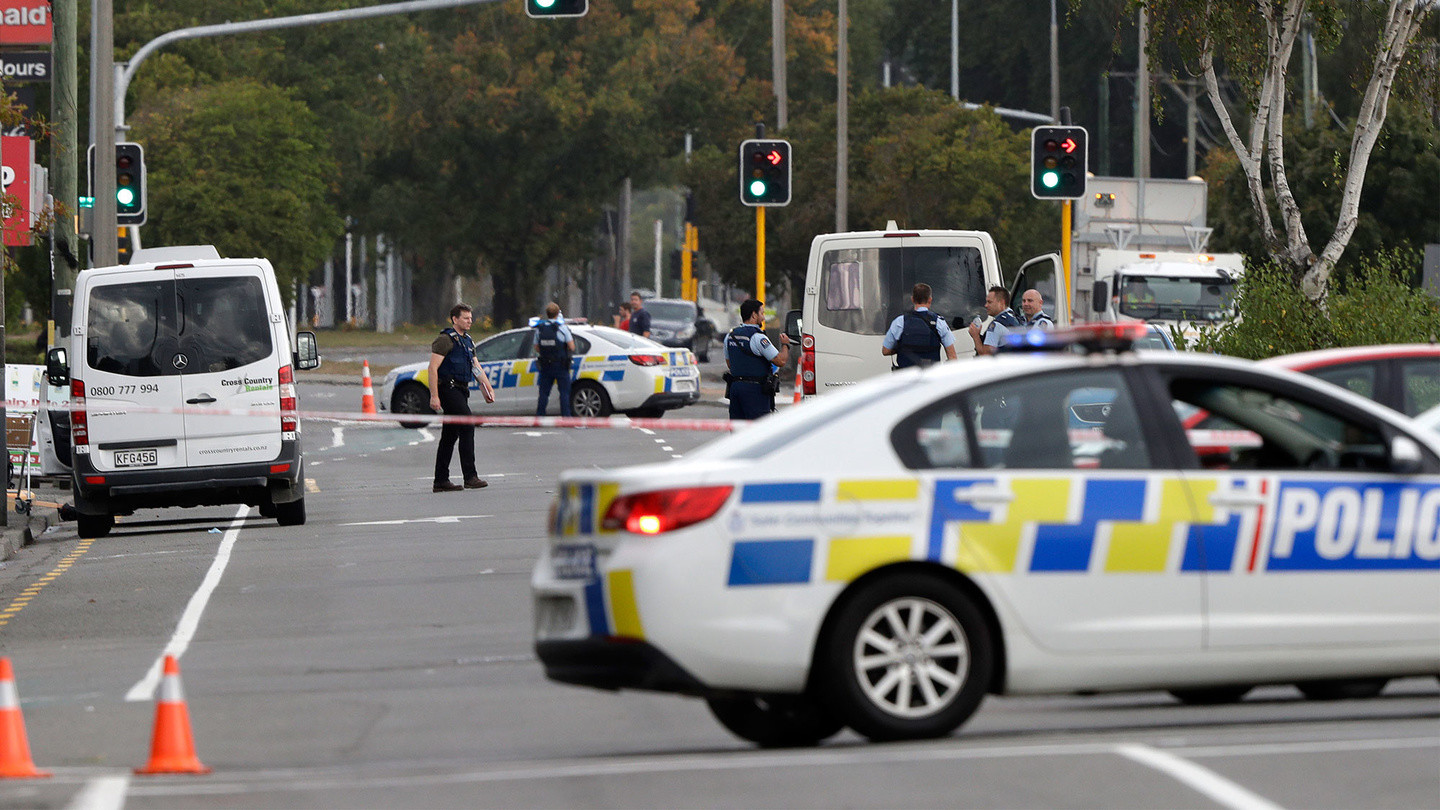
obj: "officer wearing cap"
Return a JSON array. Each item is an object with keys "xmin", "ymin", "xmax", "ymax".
[
  {"xmin": 882, "ymin": 283, "xmax": 958, "ymax": 369},
  {"xmin": 724, "ymin": 299, "xmax": 790, "ymax": 420}
]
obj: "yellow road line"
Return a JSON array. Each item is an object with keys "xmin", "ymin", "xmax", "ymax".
[{"xmin": 0, "ymin": 538, "xmax": 97, "ymax": 629}]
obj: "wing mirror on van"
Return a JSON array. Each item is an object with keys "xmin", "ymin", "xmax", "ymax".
[
  {"xmin": 784, "ymin": 310, "xmax": 803, "ymax": 343},
  {"xmin": 1092, "ymin": 280, "xmax": 1110, "ymax": 313},
  {"xmin": 45, "ymin": 347, "xmax": 70, "ymax": 387},
  {"xmin": 294, "ymin": 331, "xmax": 322, "ymax": 371}
]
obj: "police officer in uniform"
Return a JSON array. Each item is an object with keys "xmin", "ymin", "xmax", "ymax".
[
  {"xmin": 1019, "ymin": 289, "xmax": 1055, "ymax": 330},
  {"xmin": 724, "ymin": 299, "xmax": 790, "ymax": 420},
  {"xmin": 534, "ymin": 302, "xmax": 575, "ymax": 417},
  {"xmin": 881, "ymin": 283, "xmax": 958, "ymax": 368},
  {"xmin": 968, "ymin": 286, "xmax": 1024, "ymax": 355},
  {"xmin": 428, "ymin": 304, "xmax": 496, "ymax": 492}
]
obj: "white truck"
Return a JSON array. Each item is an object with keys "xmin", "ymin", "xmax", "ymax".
[{"xmin": 1088, "ymin": 249, "xmax": 1243, "ymax": 334}]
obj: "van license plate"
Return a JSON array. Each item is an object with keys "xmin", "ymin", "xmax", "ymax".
[{"xmin": 114, "ymin": 449, "xmax": 158, "ymax": 467}]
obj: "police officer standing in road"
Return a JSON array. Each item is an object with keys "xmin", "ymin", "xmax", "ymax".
[
  {"xmin": 968, "ymin": 286, "xmax": 1024, "ymax": 356},
  {"xmin": 534, "ymin": 302, "xmax": 575, "ymax": 417},
  {"xmin": 1019, "ymin": 289, "xmax": 1055, "ymax": 330},
  {"xmin": 881, "ymin": 283, "xmax": 958, "ymax": 369},
  {"xmin": 724, "ymin": 299, "xmax": 790, "ymax": 420},
  {"xmin": 428, "ymin": 304, "xmax": 496, "ymax": 493}
]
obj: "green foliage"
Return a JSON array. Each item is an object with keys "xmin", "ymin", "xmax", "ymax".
[
  {"xmin": 129, "ymin": 79, "xmax": 343, "ymax": 303},
  {"xmin": 1186, "ymin": 250, "xmax": 1440, "ymax": 359}
]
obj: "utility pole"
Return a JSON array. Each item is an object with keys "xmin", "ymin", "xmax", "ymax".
[
  {"xmin": 91, "ymin": 0, "xmax": 117, "ymax": 266},
  {"xmin": 1135, "ymin": 6, "xmax": 1151, "ymax": 179},
  {"xmin": 52, "ymin": 0, "xmax": 80, "ymax": 343},
  {"xmin": 772, "ymin": 0, "xmax": 787, "ymax": 130},
  {"xmin": 836, "ymin": 0, "xmax": 848, "ymax": 232}
]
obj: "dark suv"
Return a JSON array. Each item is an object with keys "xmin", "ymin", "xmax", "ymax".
[{"xmin": 644, "ymin": 298, "xmax": 716, "ymax": 361}]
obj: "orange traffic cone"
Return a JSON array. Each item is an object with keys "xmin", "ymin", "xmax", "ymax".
[
  {"xmin": 360, "ymin": 360, "xmax": 377, "ymax": 415},
  {"xmin": 135, "ymin": 656, "xmax": 210, "ymax": 775},
  {"xmin": 793, "ymin": 365, "xmax": 803, "ymax": 405},
  {"xmin": 0, "ymin": 657, "xmax": 50, "ymax": 779}
]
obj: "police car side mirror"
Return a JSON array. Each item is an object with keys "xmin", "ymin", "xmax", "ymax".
[
  {"xmin": 294, "ymin": 331, "xmax": 322, "ymax": 371},
  {"xmin": 1389, "ymin": 435, "xmax": 1423, "ymax": 474},
  {"xmin": 1092, "ymin": 281, "xmax": 1110, "ymax": 313},
  {"xmin": 784, "ymin": 309, "xmax": 803, "ymax": 343},
  {"xmin": 45, "ymin": 347, "xmax": 70, "ymax": 387}
]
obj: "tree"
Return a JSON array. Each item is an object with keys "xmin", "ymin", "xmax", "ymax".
[
  {"xmin": 1145, "ymin": 0, "xmax": 1437, "ymax": 302},
  {"xmin": 129, "ymin": 79, "xmax": 344, "ymax": 301}
]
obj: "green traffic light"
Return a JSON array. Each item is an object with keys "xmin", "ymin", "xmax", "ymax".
[
  {"xmin": 1041, "ymin": 170, "xmax": 1061, "ymax": 190},
  {"xmin": 117, "ymin": 188, "xmax": 136, "ymax": 206},
  {"xmin": 534, "ymin": 0, "xmax": 556, "ymax": 6},
  {"xmin": 749, "ymin": 179, "xmax": 768, "ymax": 198}
]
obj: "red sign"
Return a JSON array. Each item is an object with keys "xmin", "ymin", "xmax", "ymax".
[
  {"xmin": 0, "ymin": 1, "xmax": 52, "ymax": 46},
  {"xmin": 2, "ymin": 135, "xmax": 34, "ymax": 246}
]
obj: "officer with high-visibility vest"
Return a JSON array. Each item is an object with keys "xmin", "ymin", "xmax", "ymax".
[{"xmin": 534, "ymin": 302, "xmax": 576, "ymax": 417}]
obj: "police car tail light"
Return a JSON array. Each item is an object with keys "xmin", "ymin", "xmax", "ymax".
[
  {"xmin": 800, "ymin": 333, "xmax": 816, "ymax": 396},
  {"xmin": 628, "ymin": 354, "xmax": 666, "ymax": 367},
  {"xmin": 70, "ymin": 379, "xmax": 88, "ymax": 447},
  {"xmin": 278, "ymin": 365, "xmax": 298, "ymax": 433},
  {"xmin": 601, "ymin": 485, "xmax": 734, "ymax": 535}
]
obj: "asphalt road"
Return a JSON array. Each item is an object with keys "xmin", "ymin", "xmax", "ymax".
[{"xmin": 0, "ymin": 381, "xmax": 1434, "ymax": 809}]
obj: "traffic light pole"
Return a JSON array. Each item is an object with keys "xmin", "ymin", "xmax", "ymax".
[
  {"xmin": 755, "ymin": 207, "xmax": 765, "ymax": 304},
  {"xmin": 1061, "ymin": 200, "xmax": 1073, "ymax": 318}
]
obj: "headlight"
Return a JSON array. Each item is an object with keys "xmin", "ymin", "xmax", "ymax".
[{"xmin": 678, "ymin": 324, "xmax": 696, "ymax": 339}]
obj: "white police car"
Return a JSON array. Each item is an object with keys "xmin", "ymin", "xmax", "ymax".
[
  {"xmin": 380, "ymin": 324, "xmax": 700, "ymax": 425},
  {"xmin": 533, "ymin": 325, "xmax": 1440, "ymax": 746}
]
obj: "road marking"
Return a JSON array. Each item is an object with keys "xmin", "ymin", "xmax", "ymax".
[
  {"xmin": 331, "ymin": 426, "xmax": 344, "ymax": 448},
  {"xmin": 66, "ymin": 775, "xmax": 129, "ymax": 810},
  {"xmin": 661, "ymin": 446, "xmax": 673, "ymax": 452},
  {"xmin": 126, "ymin": 504, "xmax": 249, "ymax": 702},
  {"xmin": 305, "ymin": 478, "xmax": 320, "ymax": 494},
  {"xmin": 341, "ymin": 515, "xmax": 494, "ymax": 526},
  {"xmin": 1115, "ymin": 743, "xmax": 1284, "ymax": 810},
  {"xmin": 0, "ymin": 539, "xmax": 96, "ymax": 629}
]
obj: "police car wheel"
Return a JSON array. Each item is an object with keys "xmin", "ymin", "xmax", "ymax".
[
  {"xmin": 705, "ymin": 693, "xmax": 844, "ymax": 748},
  {"xmin": 571, "ymin": 382, "xmax": 612, "ymax": 418},
  {"xmin": 1168, "ymin": 686, "xmax": 1253, "ymax": 706},
  {"xmin": 392, "ymin": 382, "xmax": 434, "ymax": 429},
  {"xmin": 1296, "ymin": 678, "xmax": 1388, "ymax": 701},
  {"xmin": 820, "ymin": 575, "xmax": 993, "ymax": 742}
]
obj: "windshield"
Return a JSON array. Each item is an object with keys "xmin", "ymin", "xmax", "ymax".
[
  {"xmin": 1117, "ymin": 274, "xmax": 1236, "ymax": 322},
  {"xmin": 819, "ymin": 245, "xmax": 988, "ymax": 335},
  {"xmin": 646, "ymin": 301, "xmax": 696, "ymax": 322}
]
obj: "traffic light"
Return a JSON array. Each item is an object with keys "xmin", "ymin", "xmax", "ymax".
[
  {"xmin": 115, "ymin": 142, "xmax": 146, "ymax": 225},
  {"xmin": 738, "ymin": 139, "xmax": 792, "ymax": 206},
  {"xmin": 525, "ymin": 0, "xmax": 587, "ymax": 17},
  {"xmin": 1030, "ymin": 125, "xmax": 1087, "ymax": 200}
]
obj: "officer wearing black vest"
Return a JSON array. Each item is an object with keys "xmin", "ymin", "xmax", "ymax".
[
  {"xmin": 533, "ymin": 301, "xmax": 575, "ymax": 417},
  {"xmin": 428, "ymin": 303, "xmax": 496, "ymax": 493},
  {"xmin": 724, "ymin": 299, "xmax": 790, "ymax": 420},
  {"xmin": 881, "ymin": 283, "xmax": 959, "ymax": 368}
]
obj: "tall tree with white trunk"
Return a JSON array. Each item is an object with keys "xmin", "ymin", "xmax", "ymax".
[{"xmin": 1146, "ymin": 0, "xmax": 1436, "ymax": 302}]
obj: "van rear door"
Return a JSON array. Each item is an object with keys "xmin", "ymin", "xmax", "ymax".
[
  {"xmin": 81, "ymin": 268, "xmax": 190, "ymax": 473},
  {"xmin": 173, "ymin": 264, "xmax": 283, "ymax": 467}
]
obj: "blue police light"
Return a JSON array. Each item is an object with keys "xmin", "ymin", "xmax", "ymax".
[{"xmin": 1001, "ymin": 322, "xmax": 1150, "ymax": 354}]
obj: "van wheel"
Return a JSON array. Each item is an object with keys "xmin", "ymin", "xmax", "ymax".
[
  {"xmin": 818, "ymin": 574, "xmax": 993, "ymax": 742},
  {"xmin": 275, "ymin": 496, "xmax": 306, "ymax": 526},
  {"xmin": 706, "ymin": 693, "xmax": 844, "ymax": 748},
  {"xmin": 1296, "ymin": 678, "xmax": 1388, "ymax": 701},
  {"xmin": 392, "ymin": 382, "xmax": 434, "ymax": 429},
  {"xmin": 77, "ymin": 513, "xmax": 114, "ymax": 538},
  {"xmin": 258, "ymin": 500, "xmax": 277, "ymax": 518},
  {"xmin": 1169, "ymin": 686, "xmax": 1253, "ymax": 705},
  {"xmin": 570, "ymin": 382, "xmax": 612, "ymax": 418}
]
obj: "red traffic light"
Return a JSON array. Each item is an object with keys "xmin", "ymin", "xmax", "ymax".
[{"xmin": 1060, "ymin": 137, "xmax": 1078, "ymax": 154}]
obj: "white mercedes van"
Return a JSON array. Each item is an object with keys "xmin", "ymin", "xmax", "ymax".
[{"xmin": 46, "ymin": 246, "xmax": 321, "ymax": 537}]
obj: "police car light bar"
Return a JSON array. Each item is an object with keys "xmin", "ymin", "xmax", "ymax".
[{"xmin": 1002, "ymin": 322, "xmax": 1150, "ymax": 354}]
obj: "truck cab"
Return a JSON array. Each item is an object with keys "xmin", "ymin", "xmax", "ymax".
[{"xmin": 1089, "ymin": 249, "xmax": 1243, "ymax": 336}]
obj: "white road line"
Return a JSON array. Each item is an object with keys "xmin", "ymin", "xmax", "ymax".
[
  {"xmin": 1115, "ymin": 743, "xmax": 1284, "ymax": 810},
  {"xmin": 638, "ymin": 428, "xmax": 655, "ymax": 435},
  {"xmin": 330, "ymin": 426, "xmax": 344, "ymax": 448},
  {"xmin": 66, "ymin": 775, "xmax": 129, "ymax": 810},
  {"xmin": 125, "ymin": 504, "xmax": 250, "ymax": 702},
  {"xmin": 661, "ymin": 446, "xmax": 673, "ymax": 452},
  {"xmin": 341, "ymin": 515, "xmax": 493, "ymax": 526}
]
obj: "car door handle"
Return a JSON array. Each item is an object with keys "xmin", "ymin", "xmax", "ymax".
[
  {"xmin": 1209, "ymin": 489, "xmax": 1266, "ymax": 509},
  {"xmin": 186, "ymin": 395, "xmax": 217, "ymax": 404},
  {"xmin": 953, "ymin": 485, "xmax": 1014, "ymax": 506}
]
